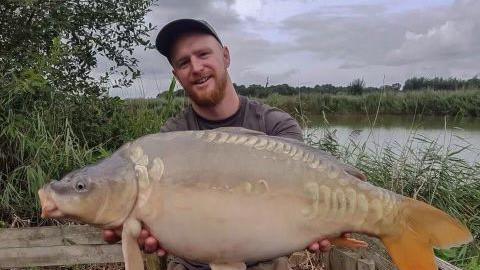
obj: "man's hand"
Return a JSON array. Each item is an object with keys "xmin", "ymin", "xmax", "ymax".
[
  {"xmin": 103, "ymin": 228, "xmax": 357, "ymax": 256},
  {"xmin": 307, "ymin": 238, "xmax": 332, "ymax": 252},
  {"xmin": 102, "ymin": 227, "xmax": 167, "ymax": 256},
  {"xmin": 307, "ymin": 233, "xmax": 354, "ymax": 252}
]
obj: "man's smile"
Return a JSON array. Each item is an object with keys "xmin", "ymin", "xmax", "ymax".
[{"xmin": 193, "ymin": 76, "xmax": 212, "ymax": 87}]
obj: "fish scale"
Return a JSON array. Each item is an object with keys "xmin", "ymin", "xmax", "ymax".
[{"xmin": 196, "ymin": 129, "xmax": 402, "ymax": 234}]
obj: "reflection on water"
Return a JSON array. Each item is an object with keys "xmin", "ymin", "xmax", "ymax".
[{"xmin": 306, "ymin": 114, "xmax": 480, "ymax": 163}]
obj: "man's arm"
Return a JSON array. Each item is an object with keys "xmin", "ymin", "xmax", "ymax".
[
  {"xmin": 159, "ymin": 113, "xmax": 189, "ymax": 133},
  {"xmin": 264, "ymin": 108, "xmax": 304, "ymax": 142}
]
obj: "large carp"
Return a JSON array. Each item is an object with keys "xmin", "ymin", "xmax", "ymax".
[{"xmin": 38, "ymin": 127, "xmax": 472, "ymax": 270}]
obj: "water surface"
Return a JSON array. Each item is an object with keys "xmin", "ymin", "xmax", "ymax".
[{"xmin": 306, "ymin": 114, "xmax": 480, "ymax": 163}]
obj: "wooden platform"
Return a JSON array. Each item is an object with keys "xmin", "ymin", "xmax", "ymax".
[{"xmin": 0, "ymin": 225, "xmax": 461, "ymax": 269}]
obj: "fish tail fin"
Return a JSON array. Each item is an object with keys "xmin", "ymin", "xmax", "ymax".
[{"xmin": 380, "ymin": 198, "xmax": 472, "ymax": 270}]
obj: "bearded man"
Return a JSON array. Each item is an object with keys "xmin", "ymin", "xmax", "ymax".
[{"xmin": 104, "ymin": 19, "xmax": 339, "ymax": 270}]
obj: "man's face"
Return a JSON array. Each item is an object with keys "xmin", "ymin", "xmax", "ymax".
[{"xmin": 170, "ymin": 33, "xmax": 230, "ymax": 107}]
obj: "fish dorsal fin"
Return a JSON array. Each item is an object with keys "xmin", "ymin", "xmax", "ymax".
[
  {"xmin": 210, "ymin": 127, "xmax": 367, "ymax": 181},
  {"xmin": 212, "ymin": 127, "xmax": 267, "ymax": 136},
  {"xmin": 272, "ymin": 136, "xmax": 368, "ymax": 182}
]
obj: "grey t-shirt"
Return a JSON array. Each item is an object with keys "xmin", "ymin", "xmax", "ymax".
[
  {"xmin": 159, "ymin": 95, "xmax": 302, "ymax": 269},
  {"xmin": 160, "ymin": 95, "xmax": 303, "ymax": 142}
]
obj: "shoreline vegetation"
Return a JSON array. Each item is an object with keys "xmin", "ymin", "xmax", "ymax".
[
  {"xmin": 263, "ymin": 89, "xmax": 480, "ymax": 118},
  {"xmin": 156, "ymin": 77, "xmax": 480, "ymax": 118},
  {"xmin": 1, "ymin": 82, "xmax": 479, "ymax": 268}
]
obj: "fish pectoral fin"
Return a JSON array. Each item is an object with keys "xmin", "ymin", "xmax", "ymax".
[
  {"xmin": 210, "ymin": 262, "xmax": 246, "ymax": 270},
  {"xmin": 121, "ymin": 218, "xmax": 144, "ymax": 270},
  {"xmin": 330, "ymin": 236, "xmax": 368, "ymax": 249}
]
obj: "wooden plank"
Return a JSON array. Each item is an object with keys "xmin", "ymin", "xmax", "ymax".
[
  {"xmin": 329, "ymin": 249, "xmax": 359, "ymax": 270},
  {"xmin": 0, "ymin": 225, "xmax": 104, "ymax": 248},
  {"xmin": 436, "ymin": 257, "xmax": 463, "ymax": 270},
  {"xmin": 319, "ymin": 250, "xmax": 331, "ymax": 270},
  {"xmin": 362, "ymin": 251, "xmax": 396, "ymax": 270},
  {"xmin": 357, "ymin": 258, "xmax": 375, "ymax": 270},
  {"xmin": 0, "ymin": 244, "xmax": 123, "ymax": 268}
]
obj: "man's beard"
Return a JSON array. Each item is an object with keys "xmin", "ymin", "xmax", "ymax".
[{"xmin": 187, "ymin": 74, "xmax": 227, "ymax": 107}]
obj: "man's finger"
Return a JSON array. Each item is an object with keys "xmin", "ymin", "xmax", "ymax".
[
  {"xmin": 102, "ymin": 229, "xmax": 121, "ymax": 244},
  {"xmin": 144, "ymin": 236, "xmax": 160, "ymax": 253},
  {"xmin": 318, "ymin": 239, "xmax": 332, "ymax": 252},
  {"xmin": 139, "ymin": 229, "xmax": 150, "ymax": 239},
  {"xmin": 114, "ymin": 226, "xmax": 123, "ymax": 236},
  {"xmin": 157, "ymin": 249, "xmax": 167, "ymax": 257},
  {"xmin": 308, "ymin": 242, "xmax": 320, "ymax": 251},
  {"xmin": 138, "ymin": 235, "xmax": 145, "ymax": 248}
]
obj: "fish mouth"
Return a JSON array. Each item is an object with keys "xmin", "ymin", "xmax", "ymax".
[{"xmin": 38, "ymin": 188, "xmax": 65, "ymax": 218}]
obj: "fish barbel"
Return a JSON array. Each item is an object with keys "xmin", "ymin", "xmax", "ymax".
[{"xmin": 38, "ymin": 127, "xmax": 472, "ymax": 270}]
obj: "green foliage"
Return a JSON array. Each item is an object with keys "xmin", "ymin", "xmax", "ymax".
[
  {"xmin": 0, "ymin": 0, "xmax": 155, "ymax": 91},
  {"xmin": 306, "ymin": 119, "xmax": 480, "ymax": 269},
  {"xmin": 404, "ymin": 76, "xmax": 480, "ymax": 91},
  {"xmin": 234, "ymin": 76, "xmax": 480, "ymax": 98},
  {"xmin": 261, "ymin": 90, "xmax": 480, "ymax": 117},
  {"xmin": 120, "ymin": 78, "xmax": 184, "ymax": 140},
  {"xmin": 349, "ymin": 78, "xmax": 365, "ymax": 95}
]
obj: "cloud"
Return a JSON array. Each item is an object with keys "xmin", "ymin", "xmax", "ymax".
[
  {"xmin": 109, "ymin": 0, "xmax": 480, "ymax": 98},
  {"xmin": 386, "ymin": 20, "xmax": 478, "ymax": 65}
]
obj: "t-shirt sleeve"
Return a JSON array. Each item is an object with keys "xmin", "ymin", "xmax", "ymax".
[
  {"xmin": 264, "ymin": 109, "xmax": 304, "ymax": 142},
  {"xmin": 160, "ymin": 114, "xmax": 189, "ymax": 132}
]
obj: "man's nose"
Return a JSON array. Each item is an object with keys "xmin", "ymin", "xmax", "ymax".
[{"xmin": 191, "ymin": 57, "xmax": 203, "ymax": 73}]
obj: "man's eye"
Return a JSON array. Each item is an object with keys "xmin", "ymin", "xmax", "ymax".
[{"xmin": 178, "ymin": 62, "xmax": 188, "ymax": 68}]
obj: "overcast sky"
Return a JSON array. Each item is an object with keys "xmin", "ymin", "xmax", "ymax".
[{"xmin": 109, "ymin": 0, "xmax": 480, "ymax": 98}]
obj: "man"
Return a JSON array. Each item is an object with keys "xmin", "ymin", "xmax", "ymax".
[{"xmin": 103, "ymin": 18, "xmax": 338, "ymax": 270}]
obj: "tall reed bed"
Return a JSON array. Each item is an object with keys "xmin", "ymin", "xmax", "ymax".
[
  {"xmin": 0, "ymin": 78, "xmax": 181, "ymax": 226},
  {"xmin": 0, "ymin": 114, "xmax": 106, "ymax": 226},
  {"xmin": 265, "ymin": 90, "xmax": 480, "ymax": 117},
  {"xmin": 117, "ymin": 78, "xmax": 184, "ymax": 141}
]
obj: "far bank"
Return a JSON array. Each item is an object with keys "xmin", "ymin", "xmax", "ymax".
[{"xmin": 259, "ymin": 89, "xmax": 480, "ymax": 118}]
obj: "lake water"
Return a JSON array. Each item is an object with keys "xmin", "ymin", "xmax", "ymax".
[{"xmin": 306, "ymin": 114, "xmax": 480, "ymax": 164}]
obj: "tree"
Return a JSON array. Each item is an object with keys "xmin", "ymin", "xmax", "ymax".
[
  {"xmin": 0, "ymin": 0, "xmax": 155, "ymax": 93},
  {"xmin": 0, "ymin": 0, "xmax": 156, "ymax": 146}
]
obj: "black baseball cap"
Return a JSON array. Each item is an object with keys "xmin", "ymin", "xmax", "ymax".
[{"xmin": 155, "ymin": 19, "xmax": 222, "ymax": 62}]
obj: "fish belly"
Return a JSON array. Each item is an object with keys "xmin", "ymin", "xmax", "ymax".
[{"xmin": 140, "ymin": 184, "xmax": 347, "ymax": 264}]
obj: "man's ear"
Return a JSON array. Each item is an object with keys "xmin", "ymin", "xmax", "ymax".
[{"xmin": 223, "ymin": 46, "xmax": 230, "ymax": 68}]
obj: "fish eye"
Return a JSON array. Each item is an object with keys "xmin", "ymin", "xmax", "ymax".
[{"xmin": 75, "ymin": 180, "xmax": 88, "ymax": 192}]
